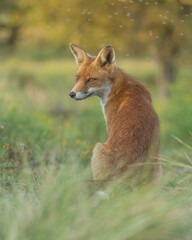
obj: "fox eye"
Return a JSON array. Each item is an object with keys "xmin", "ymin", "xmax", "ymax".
[
  {"xmin": 87, "ymin": 78, "xmax": 96, "ymax": 83},
  {"xmin": 75, "ymin": 75, "xmax": 78, "ymax": 82}
]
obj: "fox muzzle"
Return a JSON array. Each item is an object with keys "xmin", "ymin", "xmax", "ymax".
[{"xmin": 69, "ymin": 92, "xmax": 76, "ymax": 98}]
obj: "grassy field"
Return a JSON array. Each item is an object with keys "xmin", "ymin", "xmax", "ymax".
[{"xmin": 0, "ymin": 58, "xmax": 192, "ymax": 240}]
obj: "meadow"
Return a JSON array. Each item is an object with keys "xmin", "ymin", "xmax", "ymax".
[{"xmin": 0, "ymin": 57, "xmax": 192, "ymax": 240}]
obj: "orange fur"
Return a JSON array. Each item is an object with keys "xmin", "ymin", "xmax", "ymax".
[{"xmin": 69, "ymin": 43, "xmax": 162, "ymax": 183}]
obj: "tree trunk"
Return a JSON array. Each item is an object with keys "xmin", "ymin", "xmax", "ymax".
[
  {"xmin": 156, "ymin": 58, "xmax": 177, "ymax": 100},
  {"xmin": 153, "ymin": 24, "xmax": 179, "ymax": 100},
  {"xmin": 7, "ymin": 26, "xmax": 20, "ymax": 51}
]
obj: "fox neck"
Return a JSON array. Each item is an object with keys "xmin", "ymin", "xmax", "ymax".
[
  {"xmin": 99, "ymin": 69, "xmax": 128, "ymax": 133},
  {"xmin": 99, "ymin": 84, "xmax": 112, "ymax": 122}
]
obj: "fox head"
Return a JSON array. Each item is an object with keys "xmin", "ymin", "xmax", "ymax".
[{"xmin": 69, "ymin": 43, "xmax": 116, "ymax": 100}]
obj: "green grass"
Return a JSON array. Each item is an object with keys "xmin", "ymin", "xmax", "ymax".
[{"xmin": 0, "ymin": 58, "xmax": 192, "ymax": 239}]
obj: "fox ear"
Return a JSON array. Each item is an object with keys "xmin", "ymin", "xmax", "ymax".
[
  {"xmin": 69, "ymin": 43, "xmax": 91, "ymax": 66},
  {"xmin": 96, "ymin": 45, "xmax": 115, "ymax": 67}
]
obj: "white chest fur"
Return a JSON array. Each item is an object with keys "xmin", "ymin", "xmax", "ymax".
[{"xmin": 100, "ymin": 85, "xmax": 111, "ymax": 121}]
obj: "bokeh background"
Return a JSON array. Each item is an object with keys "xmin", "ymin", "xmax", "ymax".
[{"xmin": 0, "ymin": 0, "xmax": 192, "ymax": 239}]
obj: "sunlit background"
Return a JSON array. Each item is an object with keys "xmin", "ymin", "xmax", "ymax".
[{"xmin": 0, "ymin": 0, "xmax": 192, "ymax": 239}]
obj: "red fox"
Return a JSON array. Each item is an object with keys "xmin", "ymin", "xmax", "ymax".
[{"xmin": 69, "ymin": 43, "xmax": 162, "ymax": 183}]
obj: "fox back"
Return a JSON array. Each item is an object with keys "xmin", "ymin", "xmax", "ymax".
[{"xmin": 69, "ymin": 43, "xmax": 162, "ymax": 183}]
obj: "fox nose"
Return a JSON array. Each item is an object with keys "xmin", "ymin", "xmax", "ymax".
[{"xmin": 69, "ymin": 92, "xmax": 76, "ymax": 98}]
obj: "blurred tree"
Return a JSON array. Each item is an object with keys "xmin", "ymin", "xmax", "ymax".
[
  {"xmin": 0, "ymin": 0, "xmax": 23, "ymax": 51},
  {"xmin": 134, "ymin": 0, "xmax": 192, "ymax": 99}
]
